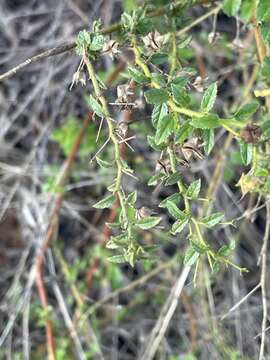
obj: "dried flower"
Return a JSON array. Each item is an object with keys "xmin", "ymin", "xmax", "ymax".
[
  {"xmin": 181, "ymin": 137, "xmax": 203, "ymax": 163},
  {"xmin": 236, "ymin": 173, "xmax": 261, "ymax": 198},
  {"xmin": 102, "ymin": 39, "xmax": 120, "ymax": 59},
  {"xmin": 142, "ymin": 30, "xmax": 165, "ymax": 52},
  {"xmin": 232, "ymin": 38, "xmax": 244, "ymax": 50},
  {"xmin": 155, "ymin": 159, "xmax": 170, "ymax": 173},
  {"xmin": 70, "ymin": 70, "xmax": 86, "ymax": 90},
  {"xmin": 117, "ymin": 121, "xmax": 129, "ymax": 137},
  {"xmin": 114, "ymin": 83, "xmax": 135, "ymax": 109},
  {"xmin": 136, "ymin": 206, "xmax": 153, "ymax": 219},
  {"xmin": 240, "ymin": 123, "xmax": 262, "ymax": 144},
  {"xmin": 192, "ymin": 76, "xmax": 208, "ymax": 93},
  {"xmin": 208, "ymin": 31, "xmax": 221, "ymax": 44}
]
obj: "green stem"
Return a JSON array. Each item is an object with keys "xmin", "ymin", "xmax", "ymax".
[
  {"xmin": 169, "ymin": 33, "xmax": 178, "ymax": 77},
  {"xmin": 132, "ymin": 42, "xmax": 241, "ymax": 137},
  {"xmin": 83, "ymin": 53, "xmax": 127, "ymax": 221}
]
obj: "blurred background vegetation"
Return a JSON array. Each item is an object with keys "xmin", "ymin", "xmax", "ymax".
[{"xmin": 0, "ymin": 0, "xmax": 269, "ymax": 359}]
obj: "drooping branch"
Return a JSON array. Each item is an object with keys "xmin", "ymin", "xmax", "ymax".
[{"xmin": 0, "ymin": 0, "xmax": 215, "ymax": 82}]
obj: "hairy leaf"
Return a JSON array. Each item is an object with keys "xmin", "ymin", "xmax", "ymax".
[
  {"xmin": 200, "ymin": 82, "xmax": 217, "ymax": 113},
  {"xmin": 144, "ymin": 89, "xmax": 169, "ymax": 105},
  {"xmin": 93, "ymin": 194, "xmax": 115, "ymax": 209}
]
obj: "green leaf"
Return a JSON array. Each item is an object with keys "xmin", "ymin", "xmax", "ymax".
[
  {"xmin": 257, "ymin": 0, "xmax": 270, "ymax": 22},
  {"xmin": 186, "ymin": 179, "xmax": 201, "ymax": 199},
  {"xmin": 147, "ymin": 135, "xmax": 166, "ymax": 151},
  {"xmin": 234, "ymin": 101, "xmax": 259, "ymax": 122},
  {"xmin": 155, "ymin": 114, "xmax": 175, "ymax": 144},
  {"xmin": 184, "ymin": 247, "xmax": 200, "ymax": 266},
  {"xmin": 178, "ymin": 36, "xmax": 192, "ymax": 49},
  {"xmin": 106, "ymin": 222, "xmax": 121, "ymax": 229},
  {"xmin": 86, "ymin": 95, "xmax": 104, "ymax": 118},
  {"xmin": 128, "ymin": 67, "xmax": 149, "ymax": 84},
  {"xmin": 254, "ymin": 166, "xmax": 268, "ymax": 177},
  {"xmin": 151, "ymin": 103, "xmax": 168, "ymax": 128},
  {"xmin": 239, "ymin": 141, "xmax": 253, "ymax": 165},
  {"xmin": 106, "ymin": 240, "xmax": 120, "ymax": 249},
  {"xmin": 123, "ymin": 0, "xmax": 138, "ymax": 12},
  {"xmin": 175, "ymin": 123, "xmax": 192, "ymax": 144},
  {"xmin": 147, "ymin": 172, "xmax": 165, "ymax": 186},
  {"xmin": 171, "ymin": 84, "xmax": 190, "ymax": 106},
  {"xmin": 164, "ymin": 172, "xmax": 181, "ymax": 186},
  {"xmin": 262, "ymin": 118, "xmax": 270, "ymax": 139},
  {"xmin": 93, "ymin": 194, "xmax": 115, "ymax": 209},
  {"xmin": 76, "ymin": 30, "xmax": 91, "ymax": 55},
  {"xmin": 152, "ymin": 73, "xmax": 167, "ymax": 87},
  {"xmin": 171, "ymin": 75, "xmax": 189, "ymax": 87},
  {"xmin": 212, "ymin": 261, "xmax": 220, "ymax": 274},
  {"xmin": 126, "ymin": 191, "xmax": 137, "ymax": 205},
  {"xmin": 200, "ymin": 82, "xmax": 217, "ymax": 113},
  {"xmin": 144, "ymin": 89, "xmax": 169, "ymax": 105},
  {"xmin": 191, "ymin": 241, "xmax": 209, "ymax": 254},
  {"xmin": 150, "ymin": 52, "xmax": 168, "ymax": 65},
  {"xmin": 165, "ymin": 201, "xmax": 186, "ymax": 220},
  {"xmin": 108, "ymin": 255, "xmax": 126, "ymax": 264},
  {"xmin": 159, "ymin": 193, "xmax": 181, "ymax": 208},
  {"xmin": 190, "ymin": 114, "xmax": 220, "ymax": 129},
  {"xmin": 223, "ymin": 0, "xmax": 242, "ymax": 16},
  {"xmin": 203, "ymin": 129, "xmax": 215, "ymax": 155},
  {"xmin": 200, "ymin": 212, "xmax": 224, "ymax": 228},
  {"xmin": 217, "ymin": 245, "xmax": 232, "ymax": 257},
  {"xmin": 240, "ymin": 0, "xmax": 254, "ymax": 20},
  {"xmin": 136, "ymin": 216, "xmax": 162, "ymax": 230},
  {"xmin": 261, "ymin": 57, "xmax": 270, "ymax": 81},
  {"xmin": 260, "ymin": 21, "xmax": 270, "ymax": 46},
  {"xmin": 89, "ymin": 34, "xmax": 105, "ymax": 51},
  {"xmin": 171, "ymin": 218, "xmax": 189, "ymax": 234}
]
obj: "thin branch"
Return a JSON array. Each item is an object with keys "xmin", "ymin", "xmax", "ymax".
[
  {"xmin": 47, "ymin": 251, "xmax": 90, "ymax": 360},
  {"xmin": 0, "ymin": 0, "xmax": 214, "ymax": 82},
  {"xmin": 140, "ymin": 266, "xmax": 191, "ymax": 360},
  {"xmin": 35, "ymin": 270, "xmax": 56, "ymax": 360},
  {"xmin": 0, "ymin": 43, "xmax": 75, "ymax": 82},
  {"xmin": 220, "ymin": 283, "xmax": 261, "ymax": 321},
  {"xmin": 259, "ymin": 201, "xmax": 270, "ymax": 360},
  {"xmin": 82, "ymin": 256, "xmax": 177, "ymax": 320},
  {"xmin": 34, "ymin": 112, "xmax": 93, "ymax": 360}
]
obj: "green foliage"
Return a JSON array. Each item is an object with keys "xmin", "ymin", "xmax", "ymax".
[
  {"xmin": 145, "ymin": 89, "xmax": 169, "ymax": 105},
  {"xmin": 71, "ymin": 0, "xmax": 268, "ymax": 273},
  {"xmin": 199, "ymin": 212, "xmax": 224, "ymax": 228},
  {"xmin": 76, "ymin": 21, "xmax": 105, "ymax": 56},
  {"xmin": 155, "ymin": 114, "xmax": 176, "ymax": 144},
  {"xmin": 234, "ymin": 101, "xmax": 259, "ymax": 122},
  {"xmin": 200, "ymin": 82, "xmax": 217, "ymax": 113},
  {"xmin": 223, "ymin": 0, "xmax": 242, "ymax": 16},
  {"xmin": 51, "ymin": 117, "xmax": 96, "ymax": 157},
  {"xmin": 93, "ymin": 194, "xmax": 116, "ymax": 209},
  {"xmin": 86, "ymin": 95, "xmax": 105, "ymax": 118},
  {"xmin": 190, "ymin": 114, "xmax": 220, "ymax": 129},
  {"xmin": 239, "ymin": 141, "xmax": 253, "ymax": 165}
]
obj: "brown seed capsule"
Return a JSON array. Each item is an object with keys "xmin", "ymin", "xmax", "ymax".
[
  {"xmin": 142, "ymin": 30, "xmax": 165, "ymax": 52},
  {"xmin": 117, "ymin": 121, "xmax": 128, "ymax": 137},
  {"xmin": 208, "ymin": 31, "xmax": 221, "ymax": 44},
  {"xmin": 136, "ymin": 206, "xmax": 153, "ymax": 219},
  {"xmin": 181, "ymin": 137, "xmax": 204, "ymax": 162},
  {"xmin": 192, "ymin": 76, "xmax": 208, "ymax": 93},
  {"xmin": 155, "ymin": 159, "xmax": 170, "ymax": 174},
  {"xmin": 117, "ymin": 83, "xmax": 135, "ymax": 102},
  {"xmin": 70, "ymin": 70, "xmax": 86, "ymax": 89},
  {"xmin": 240, "ymin": 123, "xmax": 262, "ymax": 144},
  {"xmin": 102, "ymin": 40, "xmax": 120, "ymax": 59}
]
